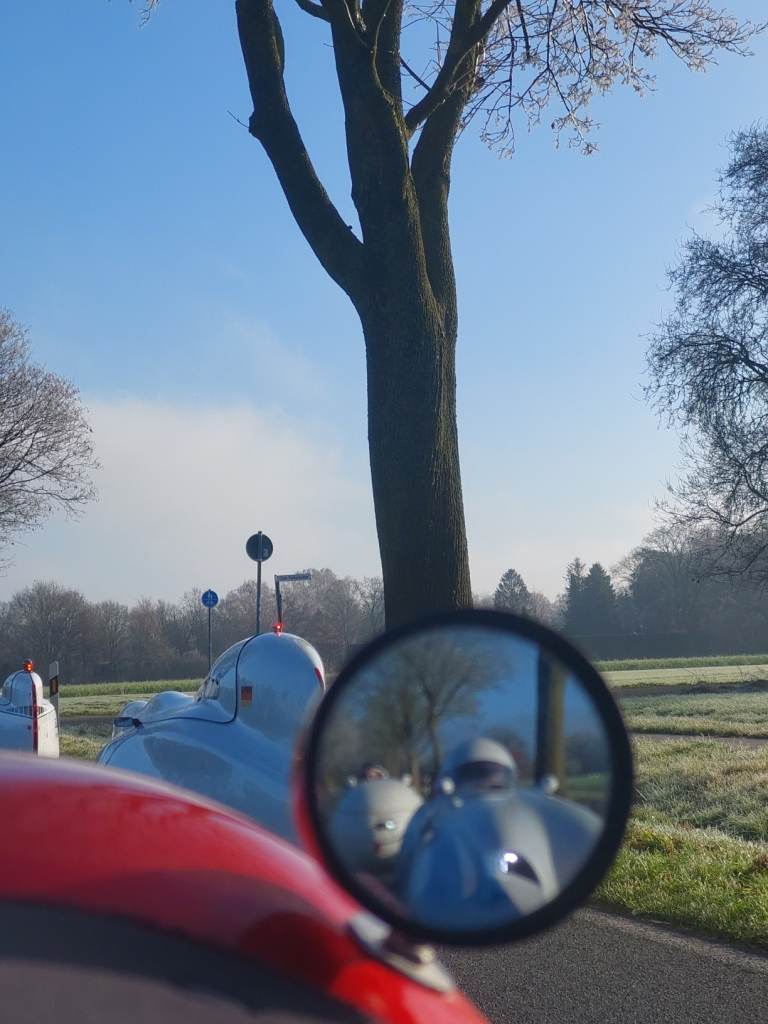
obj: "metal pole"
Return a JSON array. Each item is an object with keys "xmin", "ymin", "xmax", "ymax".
[
  {"xmin": 535, "ymin": 650, "xmax": 566, "ymax": 789},
  {"xmin": 256, "ymin": 559, "xmax": 262, "ymax": 635},
  {"xmin": 207, "ymin": 606, "xmax": 212, "ymax": 672}
]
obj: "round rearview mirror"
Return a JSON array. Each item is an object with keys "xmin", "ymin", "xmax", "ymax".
[{"xmin": 303, "ymin": 610, "xmax": 633, "ymax": 945}]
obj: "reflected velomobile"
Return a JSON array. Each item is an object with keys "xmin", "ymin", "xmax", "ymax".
[{"xmin": 308, "ymin": 618, "xmax": 623, "ymax": 939}]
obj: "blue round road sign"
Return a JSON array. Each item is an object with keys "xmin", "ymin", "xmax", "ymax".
[{"xmin": 201, "ymin": 589, "xmax": 219, "ymax": 608}]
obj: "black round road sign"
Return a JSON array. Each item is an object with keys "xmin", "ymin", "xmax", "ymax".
[{"xmin": 246, "ymin": 533, "xmax": 273, "ymax": 562}]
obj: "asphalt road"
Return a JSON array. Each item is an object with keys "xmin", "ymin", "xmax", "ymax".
[{"xmin": 442, "ymin": 909, "xmax": 768, "ymax": 1024}]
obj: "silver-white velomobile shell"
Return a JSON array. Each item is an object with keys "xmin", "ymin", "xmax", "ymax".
[
  {"xmin": 95, "ymin": 631, "xmax": 324, "ymax": 842},
  {"xmin": 0, "ymin": 668, "xmax": 59, "ymax": 757},
  {"xmin": 329, "ymin": 779, "xmax": 424, "ymax": 875}
]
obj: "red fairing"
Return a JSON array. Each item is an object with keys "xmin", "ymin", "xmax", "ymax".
[{"xmin": 0, "ymin": 754, "xmax": 487, "ymax": 1024}]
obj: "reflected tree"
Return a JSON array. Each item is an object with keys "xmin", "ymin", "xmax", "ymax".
[{"xmin": 360, "ymin": 631, "xmax": 505, "ymax": 781}]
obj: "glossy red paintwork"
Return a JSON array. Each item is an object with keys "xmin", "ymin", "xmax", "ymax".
[{"xmin": 0, "ymin": 753, "xmax": 487, "ymax": 1024}]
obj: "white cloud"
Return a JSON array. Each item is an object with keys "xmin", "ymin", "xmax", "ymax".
[
  {"xmin": 0, "ymin": 395, "xmax": 677, "ymax": 609},
  {"xmin": 0, "ymin": 399, "xmax": 381, "ymax": 604}
]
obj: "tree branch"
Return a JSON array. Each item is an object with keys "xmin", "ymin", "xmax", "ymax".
[
  {"xmin": 293, "ymin": 0, "xmax": 331, "ymax": 21},
  {"xmin": 400, "ymin": 56, "xmax": 430, "ymax": 92},
  {"xmin": 404, "ymin": 0, "xmax": 512, "ymax": 133},
  {"xmin": 369, "ymin": 0, "xmax": 404, "ymax": 105},
  {"xmin": 411, "ymin": 83, "xmax": 466, "ymax": 318},
  {"xmin": 236, "ymin": 0, "xmax": 364, "ymax": 301}
]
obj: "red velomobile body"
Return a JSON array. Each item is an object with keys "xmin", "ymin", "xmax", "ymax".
[{"xmin": 0, "ymin": 753, "xmax": 487, "ymax": 1024}]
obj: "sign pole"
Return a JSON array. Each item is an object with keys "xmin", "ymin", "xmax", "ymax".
[
  {"xmin": 200, "ymin": 590, "xmax": 219, "ymax": 671},
  {"xmin": 207, "ymin": 605, "xmax": 212, "ymax": 672},
  {"xmin": 256, "ymin": 557, "xmax": 262, "ymax": 635},
  {"xmin": 274, "ymin": 573, "xmax": 312, "ymax": 630},
  {"xmin": 246, "ymin": 531, "xmax": 273, "ymax": 635}
]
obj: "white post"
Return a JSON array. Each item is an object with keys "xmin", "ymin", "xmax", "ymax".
[{"xmin": 48, "ymin": 661, "xmax": 60, "ymax": 731}]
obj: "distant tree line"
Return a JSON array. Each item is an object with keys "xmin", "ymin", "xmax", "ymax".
[
  {"xmin": 0, "ymin": 570, "xmax": 385, "ymax": 686},
  {"xmin": 6, "ymin": 520, "xmax": 768, "ymax": 685},
  {"xmin": 492, "ymin": 524, "xmax": 768, "ymax": 659}
]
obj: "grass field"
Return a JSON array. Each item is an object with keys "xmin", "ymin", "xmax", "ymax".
[
  {"xmin": 628, "ymin": 737, "xmax": 768, "ymax": 840},
  {"xmin": 595, "ymin": 654, "xmax": 768, "ymax": 672},
  {"xmin": 59, "ymin": 690, "xmax": 196, "ymax": 717},
  {"xmin": 619, "ymin": 690, "xmax": 768, "ymax": 737},
  {"xmin": 50, "ymin": 679, "xmax": 201, "ymax": 699},
  {"xmin": 595, "ymin": 738, "xmax": 768, "ymax": 948},
  {"xmin": 604, "ymin": 664, "xmax": 768, "ymax": 690}
]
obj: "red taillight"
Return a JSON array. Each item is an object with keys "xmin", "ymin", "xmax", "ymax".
[{"xmin": 314, "ymin": 667, "xmax": 324, "ymax": 687}]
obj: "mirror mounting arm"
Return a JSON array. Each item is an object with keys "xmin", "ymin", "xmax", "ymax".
[{"xmin": 347, "ymin": 913, "xmax": 455, "ymax": 993}]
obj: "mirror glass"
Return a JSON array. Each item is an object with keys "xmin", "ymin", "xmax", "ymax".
[{"xmin": 311, "ymin": 623, "xmax": 620, "ymax": 936}]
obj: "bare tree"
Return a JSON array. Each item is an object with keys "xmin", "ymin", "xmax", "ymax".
[
  {"xmin": 527, "ymin": 590, "xmax": 556, "ymax": 626},
  {"xmin": 157, "ymin": 588, "xmax": 207, "ymax": 657},
  {"xmin": 94, "ymin": 600, "xmax": 131, "ymax": 679},
  {"xmin": 613, "ymin": 524, "xmax": 705, "ymax": 632},
  {"xmin": 4, "ymin": 580, "xmax": 88, "ymax": 680},
  {"xmin": 354, "ymin": 575, "xmax": 385, "ymax": 639},
  {"xmin": 140, "ymin": 1, "xmax": 754, "ymax": 627},
  {"xmin": 646, "ymin": 124, "xmax": 768, "ymax": 582},
  {"xmin": 127, "ymin": 598, "xmax": 172, "ymax": 681},
  {"xmin": 0, "ymin": 309, "xmax": 97, "ymax": 561}
]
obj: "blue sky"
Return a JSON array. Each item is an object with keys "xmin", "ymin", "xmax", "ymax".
[{"xmin": 1, "ymin": 1, "xmax": 767, "ymax": 605}]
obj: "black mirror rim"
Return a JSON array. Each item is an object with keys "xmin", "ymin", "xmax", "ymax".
[{"xmin": 303, "ymin": 608, "xmax": 633, "ymax": 947}]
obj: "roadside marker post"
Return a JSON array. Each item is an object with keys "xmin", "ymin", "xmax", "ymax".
[{"xmin": 48, "ymin": 661, "xmax": 59, "ymax": 731}]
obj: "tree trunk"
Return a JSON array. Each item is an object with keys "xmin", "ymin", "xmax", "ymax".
[
  {"xmin": 358, "ymin": 284, "xmax": 471, "ymax": 629},
  {"xmin": 235, "ymin": 0, "xmax": 474, "ymax": 629}
]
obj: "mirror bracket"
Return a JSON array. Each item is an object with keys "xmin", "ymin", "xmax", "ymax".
[{"xmin": 347, "ymin": 913, "xmax": 454, "ymax": 993}]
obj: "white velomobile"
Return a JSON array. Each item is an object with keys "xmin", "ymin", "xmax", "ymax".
[
  {"xmin": 0, "ymin": 662, "xmax": 59, "ymax": 757},
  {"xmin": 328, "ymin": 776, "xmax": 424, "ymax": 876},
  {"xmin": 96, "ymin": 629, "xmax": 325, "ymax": 843}
]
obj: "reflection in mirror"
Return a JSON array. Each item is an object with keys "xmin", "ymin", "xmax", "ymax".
[{"xmin": 314, "ymin": 626, "xmax": 613, "ymax": 932}]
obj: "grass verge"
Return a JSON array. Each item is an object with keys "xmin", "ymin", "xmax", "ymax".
[
  {"xmin": 594, "ymin": 738, "xmax": 768, "ymax": 949},
  {"xmin": 596, "ymin": 654, "xmax": 768, "ymax": 672},
  {"xmin": 605, "ymin": 664, "xmax": 768, "ymax": 690},
  {"xmin": 60, "ymin": 734, "xmax": 104, "ymax": 760},
  {"xmin": 60, "ymin": 721, "xmax": 111, "ymax": 760},
  {"xmin": 594, "ymin": 820, "xmax": 768, "ymax": 951},
  {"xmin": 619, "ymin": 691, "xmax": 768, "ymax": 737}
]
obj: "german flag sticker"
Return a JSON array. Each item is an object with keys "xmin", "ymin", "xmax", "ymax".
[{"xmin": 241, "ymin": 685, "xmax": 253, "ymax": 706}]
